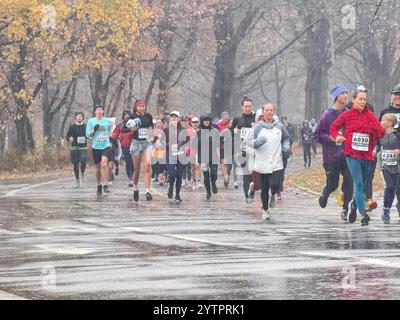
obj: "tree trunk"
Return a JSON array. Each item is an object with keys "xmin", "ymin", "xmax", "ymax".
[
  {"xmin": 14, "ymin": 111, "xmax": 34, "ymax": 155},
  {"xmin": 305, "ymin": 65, "xmax": 328, "ymax": 121}
]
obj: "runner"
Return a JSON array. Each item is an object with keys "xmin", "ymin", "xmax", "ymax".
[
  {"xmin": 66, "ymin": 112, "xmax": 87, "ymax": 188},
  {"xmin": 112, "ymin": 110, "xmax": 134, "ymax": 187},
  {"xmin": 301, "ymin": 120, "xmax": 313, "ymax": 167},
  {"xmin": 197, "ymin": 114, "xmax": 219, "ymax": 200},
  {"xmin": 244, "ymin": 103, "xmax": 290, "ymax": 221},
  {"xmin": 188, "ymin": 116, "xmax": 203, "ymax": 190},
  {"xmin": 217, "ymin": 111, "xmax": 232, "ymax": 188},
  {"xmin": 309, "ymin": 118, "xmax": 318, "ymax": 157},
  {"xmin": 86, "ymin": 105, "xmax": 113, "ymax": 196},
  {"xmin": 180, "ymin": 115, "xmax": 191, "ymax": 188},
  {"xmin": 232, "ymin": 96, "xmax": 256, "ymax": 203},
  {"xmin": 379, "ymin": 85, "xmax": 400, "ymax": 216},
  {"xmin": 377, "ymin": 113, "xmax": 400, "ymax": 224},
  {"xmin": 128, "ymin": 98, "xmax": 154, "ymax": 202},
  {"xmin": 161, "ymin": 111, "xmax": 190, "ymax": 204},
  {"xmin": 314, "ymin": 85, "xmax": 354, "ymax": 221},
  {"xmin": 331, "ymin": 90, "xmax": 385, "ymax": 226},
  {"xmin": 151, "ymin": 118, "xmax": 167, "ymax": 186}
]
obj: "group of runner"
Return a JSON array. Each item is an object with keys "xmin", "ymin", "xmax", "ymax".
[{"xmin": 65, "ymin": 83, "xmax": 400, "ymax": 226}]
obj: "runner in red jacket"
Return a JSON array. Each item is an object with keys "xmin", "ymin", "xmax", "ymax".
[{"xmin": 330, "ymin": 90, "xmax": 384, "ymax": 226}]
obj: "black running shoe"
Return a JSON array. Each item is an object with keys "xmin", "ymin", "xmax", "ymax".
[
  {"xmin": 146, "ymin": 192, "xmax": 153, "ymax": 201},
  {"xmin": 212, "ymin": 183, "xmax": 218, "ymax": 194},
  {"xmin": 319, "ymin": 194, "xmax": 328, "ymax": 208},
  {"xmin": 167, "ymin": 187, "xmax": 173, "ymax": 199},
  {"xmin": 133, "ymin": 190, "xmax": 139, "ymax": 202},
  {"xmin": 206, "ymin": 192, "xmax": 212, "ymax": 200},
  {"xmin": 175, "ymin": 195, "xmax": 182, "ymax": 204},
  {"xmin": 341, "ymin": 210, "xmax": 348, "ymax": 222},
  {"xmin": 97, "ymin": 185, "xmax": 102, "ymax": 197},
  {"xmin": 348, "ymin": 201, "xmax": 357, "ymax": 224},
  {"xmin": 361, "ymin": 213, "xmax": 371, "ymax": 227},
  {"xmin": 103, "ymin": 185, "xmax": 110, "ymax": 193},
  {"xmin": 115, "ymin": 167, "xmax": 119, "ymax": 176}
]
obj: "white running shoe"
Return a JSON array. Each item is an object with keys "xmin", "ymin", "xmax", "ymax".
[
  {"xmin": 197, "ymin": 182, "xmax": 203, "ymax": 189},
  {"xmin": 262, "ymin": 210, "xmax": 271, "ymax": 221}
]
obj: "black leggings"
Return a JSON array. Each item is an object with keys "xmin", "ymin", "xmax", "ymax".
[
  {"xmin": 303, "ymin": 143, "xmax": 312, "ymax": 166},
  {"xmin": 202, "ymin": 164, "xmax": 218, "ymax": 195},
  {"xmin": 168, "ymin": 163, "xmax": 186, "ymax": 196},
  {"xmin": 260, "ymin": 173, "xmax": 280, "ymax": 210}
]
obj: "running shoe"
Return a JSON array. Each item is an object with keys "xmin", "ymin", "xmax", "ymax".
[
  {"xmin": 341, "ymin": 210, "xmax": 348, "ymax": 222},
  {"xmin": 197, "ymin": 182, "xmax": 203, "ymax": 189},
  {"xmin": 382, "ymin": 208, "xmax": 391, "ymax": 224},
  {"xmin": 175, "ymin": 195, "xmax": 182, "ymax": 204},
  {"xmin": 103, "ymin": 185, "xmax": 110, "ymax": 193},
  {"xmin": 97, "ymin": 185, "xmax": 102, "ymax": 197},
  {"xmin": 133, "ymin": 190, "xmax": 139, "ymax": 202},
  {"xmin": 234, "ymin": 183, "xmax": 239, "ymax": 190},
  {"xmin": 366, "ymin": 199, "xmax": 377, "ymax": 212},
  {"xmin": 192, "ymin": 181, "xmax": 197, "ymax": 191},
  {"xmin": 245, "ymin": 196, "xmax": 251, "ymax": 204},
  {"xmin": 348, "ymin": 201, "xmax": 357, "ymax": 224},
  {"xmin": 146, "ymin": 192, "xmax": 153, "ymax": 201},
  {"xmin": 115, "ymin": 167, "xmax": 119, "ymax": 176},
  {"xmin": 224, "ymin": 177, "xmax": 229, "ymax": 188},
  {"xmin": 128, "ymin": 181, "xmax": 134, "ymax": 187},
  {"xmin": 206, "ymin": 192, "xmax": 212, "ymax": 200},
  {"xmin": 262, "ymin": 210, "xmax": 271, "ymax": 221},
  {"xmin": 249, "ymin": 190, "xmax": 255, "ymax": 200},
  {"xmin": 276, "ymin": 193, "xmax": 282, "ymax": 201},
  {"xmin": 360, "ymin": 213, "xmax": 371, "ymax": 227},
  {"xmin": 319, "ymin": 194, "xmax": 328, "ymax": 208}
]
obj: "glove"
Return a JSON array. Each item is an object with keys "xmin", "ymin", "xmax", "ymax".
[{"xmin": 94, "ymin": 124, "xmax": 100, "ymax": 132}]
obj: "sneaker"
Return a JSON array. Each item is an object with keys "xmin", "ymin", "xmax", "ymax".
[
  {"xmin": 197, "ymin": 182, "xmax": 203, "ymax": 189},
  {"xmin": 206, "ymin": 192, "xmax": 212, "ymax": 200},
  {"xmin": 175, "ymin": 195, "xmax": 182, "ymax": 204},
  {"xmin": 347, "ymin": 201, "xmax": 357, "ymax": 224},
  {"xmin": 319, "ymin": 194, "xmax": 328, "ymax": 208},
  {"xmin": 97, "ymin": 185, "xmax": 102, "ymax": 197},
  {"xmin": 276, "ymin": 193, "xmax": 282, "ymax": 201},
  {"xmin": 249, "ymin": 190, "xmax": 255, "ymax": 200},
  {"xmin": 234, "ymin": 183, "xmax": 239, "ymax": 190},
  {"xmin": 262, "ymin": 210, "xmax": 271, "ymax": 221},
  {"xmin": 212, "ymin": 183, "xmax": 218, "ymax": 194},
  {"xmin": 245, "ymin": 196, "xmax": 252, "ymax": 204},
  {"xmin": 128, "ymin": 181, "xmax": 134, "ymax": 187},
  {"xmin": 366, "ymin": 199, "xmax": 377, "ymax": 212},
  {"xmin": 192, "ymin": 181, "xmax": 197, "ymax": 191},
  {"xmin": 75, "ymin": 179, "xmax": 80, "ymax": 189},
  {"xmin": 360, "ymin": 213, "xmax": 371, "ymax": 227},
  {"xmin": 338, "ymin": 192, "xmax": 344, "ymax": 207},
  {"xmin": 133, "ymin": 190, "xmax": 139, "ymax": 202},
  {"xmin": 103, "ymin": 185, "xmax": 110, "ymax": 193},
  {"xmin": 182, "ymin": 179, "xmax": 187, "ymax": 187},
  {"xmin": 146, "ymin": 192, "xmax": 153, "ymax": 201},
  {"xmin": 269, "ymin": 195, "xmax": 276, "ymax": 208},
  {"xmin": 159, "ymin": 181, "xmax": 164, "ymax": 187},
  {"xmin": 341, "ymin": 210, "xmax": 348, "ymax": 222},
  {"xmin": 167, "ymin": 187, "xmax": 173, "ymax": 199},
  {"xmin": 80, "ymin": 174, "xmax": 85, "ymax": 184},
  {"xmin": 115, "ymin": 167, "xmax": 119, "ymax": 176},
  {"xmin": 382, "ymin": 208, "xmax": 391, "ymax": 224}
]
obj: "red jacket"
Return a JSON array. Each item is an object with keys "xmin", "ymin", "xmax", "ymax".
[
  {"xmin": 112, "ymin": 123, "xmax": 133, "ymax": 148},
  {"xmin": 330, "ymin": 107, "xmax": 384, "ymax": 160}
]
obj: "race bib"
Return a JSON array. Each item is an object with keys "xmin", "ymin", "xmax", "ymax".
[
  {"xmin": 382, "ymin": 149, "xmax": 398, "ymax": 166},
  {"xmin": 171, "ymin": 144, "xmax": 183, "ymax": 156},
  {"xmin": 138, "ymin": 128, "xmax": 148, "ymax": 139},
  {"xmin": 77, "ymin": 136, "xmax": 86, "ymax": 144},
  {"xmin": 352, "ymin": 133, "xmax": 369, "ymax": 152},
  {"xmin": 97, "ymin": 135, "xmax": 107, "ymax": 142},
  {"xmin": 240, "ymin": 128, "xmax": 249, "ymax": 139}
]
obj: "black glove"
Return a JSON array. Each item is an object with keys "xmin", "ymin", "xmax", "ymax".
[{"xmin": 94, "ymin": 124, "xmax": 100, "ymax": 132}]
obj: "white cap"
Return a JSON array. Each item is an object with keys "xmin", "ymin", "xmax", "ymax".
[
  {"xmin": 191, "ymin": 117, "xmax": 199, "ymax": 122},
  {"xmin": 170, "ymin": 110, "xmax": 181, "ymax": 118}
]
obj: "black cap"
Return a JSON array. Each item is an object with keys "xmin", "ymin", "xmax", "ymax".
[
  {"xmin": 392, "ymin": 85, "xmax": 400, "ymax": 94},
  {"xmin": 74, "ymin": 111, "xmax": 84, "ymax": 118}
]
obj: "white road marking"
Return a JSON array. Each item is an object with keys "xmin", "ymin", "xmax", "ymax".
[
  {"xmin": 30, "ymin": 244, "xmax": 95, "ymax": 255},
  {"xmin": 1, "ymin": 178, "xmax": 73, "ymax": 197}
]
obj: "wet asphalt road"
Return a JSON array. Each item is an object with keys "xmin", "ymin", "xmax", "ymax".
[{"xmin": 1, "ymin": 154, "xmax": 400, "ymax": 300}]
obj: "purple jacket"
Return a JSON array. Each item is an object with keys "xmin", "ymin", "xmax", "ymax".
[{"xmin": 314, "ymin": 107, "xmax": 346, "ymax": 164}]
